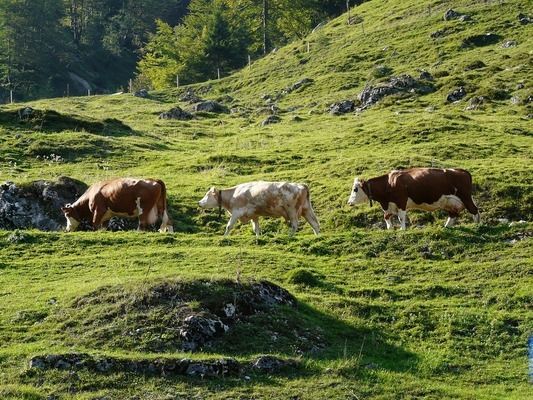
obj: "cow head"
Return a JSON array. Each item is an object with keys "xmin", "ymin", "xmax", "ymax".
[
  {"xmin": 61, "ymin": 204, "xmax": 81, "ymax": 232},
  {"xmin": 347, "ymin": 178, "xmax": 369, "ymax": 206},
  {"xmin": 198, "ymin": 187, "xmax": 219, "ymax": 208}
]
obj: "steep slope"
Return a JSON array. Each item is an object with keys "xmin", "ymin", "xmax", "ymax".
[{"xmin": 0, "ymin": 1, "xmax": 531, "ymax": 399}]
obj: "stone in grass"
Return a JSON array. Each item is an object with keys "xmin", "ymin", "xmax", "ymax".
[
  {"xmin": 261, "ymin": 115, "xmax": 281, "ymax": 126},
  {"xmin": 446, "ymin": 86, "xmax": 467, "ymax": 103},
  {"xmin": 465, "ymin": 96, "xmax": 485, "ymax": 111},
  {"xmin": 158, "ymin": 107, "xmax": 193, "ymax": 120},
  {"xmin": 501, "ymin": 40, "xmax": 517, "ymax": 48},
  {"xmin": 328, "ymin": 100, "xmax": 355, "ymax": 115},
  {"xmin": 193, "ymin": 100, "xmax": 229, "ymax": 114},
  {"xmin": 461, "ymin": 33, "xmax": 501, "ymax": 48},
  {"xmin": 251, "ymin": 355, "xmax": 297, "ymax": 373}
]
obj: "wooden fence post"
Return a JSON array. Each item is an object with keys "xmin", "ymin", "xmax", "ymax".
[{"xmin": 10, "ymin": 90, "xmax": 13, "ymax": 104}]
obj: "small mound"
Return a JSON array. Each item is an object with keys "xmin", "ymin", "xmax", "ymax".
[
  {"xmin": 0, "ymin": 108, "xmax": 132, "ymax": 135},
  {"xmin": 56, "ymin": 279, "xmax": 326, "ymax": 355},
  {"xmin": 285, "ymin": 268, "xmax": 322, "ymax": 287}
]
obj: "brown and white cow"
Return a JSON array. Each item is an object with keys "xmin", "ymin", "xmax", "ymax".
[
  {"xmin": 347, "ymin": 168, "xmax": 480, "ymax": 229},
  {"xmin": 61, "ymin": 178, "xmax": 173, "ymax": 232},
  {"xmin": 198, "ymin": 181, "xmax": 320, "ymax": 236}
]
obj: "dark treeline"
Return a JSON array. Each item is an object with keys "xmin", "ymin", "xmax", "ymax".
[{"xmin": 0, "ymin": 0, "xmax": 365, "ymax": 101}]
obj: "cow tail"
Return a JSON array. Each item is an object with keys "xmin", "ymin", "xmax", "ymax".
[
  {"xmin": 156, "ymin": 179, "xmax": 168, "ymax": 213},
  {"xmin": 303, "ymin": 184, "xmax": 311, "ymax": 206}
]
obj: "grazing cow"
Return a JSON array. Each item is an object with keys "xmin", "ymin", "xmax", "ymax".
[
  {"xmin": 347, "ymin": 168, "xmax": 481, "ymax": 229},
  {"xmin": 198, "ymin": 181, "xmax": 320, "ymax": 236},
  {"xmin": 61, "ymin": 178, "xmax": 173, "ymax": 232}
]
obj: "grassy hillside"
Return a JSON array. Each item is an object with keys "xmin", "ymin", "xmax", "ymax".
[{"xmin": 0, "ymin": 0, "xmax": 532, "ymax": 399}]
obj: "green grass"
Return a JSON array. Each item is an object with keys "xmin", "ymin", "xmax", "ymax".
[{"xmin": 0, "ymin": 0, "xmax": 532, "ymax": 398}]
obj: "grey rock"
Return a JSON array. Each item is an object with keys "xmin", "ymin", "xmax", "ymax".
[
  {"xmin": 516, "ymin": 83, "xmax": 525, "ymax": 90},
  {"xmin": 179, "ymin": 89, "xmax": 202, "ymax": 104},
  {"xmin": 511, "ymin": 96, "xmax": 521, "ymax": 105},
  {"xmin": 282, "ymin": 78, "xmax": 314, "ymax": 95},
  {"xmin": 357, "ymin": 74, "xmax": 433, "ymax": 109},
  {"xmin": 29, "ymin": 357, "xmax": 47, "ymax": 369},
  {"xmin": 193, "ymin": 100, "xmax": 229, "ymax": 114},
  {"xmin": 461, "ymin": 33, "xmax": 501, "ymax": 48},
  {"xmin": 133, "ymin": 89, "xmax": 148, "ymax": 98},
  {"xmin": 0, "ymin": 177, "xmax": 88, "ymax": 231},
  {"xmin": 251, "ymin": 355, "xmax": 295, "ymax": 372},
  {"xmin": 446, "ymin": 86, "xmax": 467, "ymax": 103},
  {"xmin": 328, "ymin": 100, "xmax": 355, "ymax": 115},
  {"xmin": 55, "ymin": 360, "xmax": 72, "ymax": 370},
  {"xmin": 158, "ymin": 107, "xmax": 193, "ymax": 120},
  {"xmin": 179, "ymin": 314, "xmax": 228, "ymax": 352},
  {"xmin": 464, "ymin": 60, "xmax": 486, "ymax": 70},
  {"xmin": 501, "ymin": 40, "xmax": 517, "ymax": 48},
  {"xmin": 443, "ymin": 9, "xmax": 461, "ymax": 21},
  {"xmin": 419, "ymin": 70, "xmax": 434, "ymax": 81},
  {"xmin": 465, "ymin": 96, "xmax": 485, "ymax": 110},
  {"xmin": 261, "ymin": 115, "xmax": 281, "ymax": 126},
  {"xmin": 430, "ymin": 29, "xmax": 448, "ymax": 39},
  {"xmin": 518, "ymin": 13, "xmax": 531, "ymax": 25}
]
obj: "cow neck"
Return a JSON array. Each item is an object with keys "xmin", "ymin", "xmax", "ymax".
[
  {"xmin": 217, "ymin": 189, "xmax": 224, "ymax": 218},
  {"xmin": 71, "ymin": 197, "xmax": 92, "ymax": 221},
  {"xmin": 363, "ymin": 180, "xmax": 374, "ymax": 207}
]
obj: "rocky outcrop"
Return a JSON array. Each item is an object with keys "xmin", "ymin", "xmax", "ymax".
[
  {"xmin": 461, "ymin": 33, "xmax": 501, "ymax": 48},
  {"xmin": 159, "ymin": 107, "xmax": 194, "ymax": 120},
  {"xmin": 261, "ymin": 115, "xmax": 281, "ymax": 126},
  {"xmin": 29, "ymin": 353, "xmax": 241, "ymax": 377},
  {"xmin": 446, "ymin": 87, "xmax": 467, "ymax": 103},
  {"xmin": 193, "ymin": 100, "xmax": 229, "ymax": 114},
  {"xmin": 134, "ymin": 89, "xmax": 149, "ymax": 98},
  {"xmin": 28, "ymin": 353, "xmax": 298, "ymax": 377},
  {"xmin": 357, "ymin": 74, "xmax": 434, "ymax": 109},
  {"xmin": 179, "ymin": 89, "xmax": 203, "ymax": 104},
  {"xmin": 180, "ymin": 314, "xmax": 229, "ymax": 351},
  {"xmin": 0, "ymin": 177, "xmax": 87, "ymax": 231},
  {"xmin": 282, "ymin": 78, "xmax": 314, "ymax": 95},
  {"xmin": 328, "ymin": 100, "xmax": 355, "ymax": 115},
  {"xmin": 465, "ymin": 96, "xmax": 485, "ymax": 111}
]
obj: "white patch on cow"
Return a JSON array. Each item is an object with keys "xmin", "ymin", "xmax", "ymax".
[
  {"xmin": 136, "ymin": 197, "xmax": 143, "ymax": 215},
  {"xmin": 65, "ymin": 216, "xmax": 80, "ymax": 232},
  {"xmin": 405, "ymin": 195, "xmax": 465, "ymax": 213},
  {"xmin": 385, "ymin": 217, "xmax": 393, "ymax": 230},
  {"xmin": 473, "ymin": 212, "xmax": 481, "ymax": 223},
  {"xmin": 146, "ymin": 206, "xmax": 158, "ymax": 225},
  {"xmin": 445, "ymin": 217, "xmax": 457, "ymax": 227},
  {"xmin": 397, "ymin": 209, "xmax": 407, "ymax": 230},
  {"xmin": 347, "ymin": 178, "xmax": 369, "ymax": 205},
  {"xmin": 159, "ymin": 210, "xmax": 173, "ymax": 233}
]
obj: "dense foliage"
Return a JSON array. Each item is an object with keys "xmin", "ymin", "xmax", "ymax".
[{"xmin": 0, "ymin": 0, "xmax": 351, "ymax": 100}]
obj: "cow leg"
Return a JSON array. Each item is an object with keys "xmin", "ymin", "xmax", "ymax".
[
  {"xmin": 462, "ymin": 195, "xmax": 480, "ymax": 223},
  {"xmin": 224, "ymin": 214, "xmax": 239, "ymax": 236},
  {"xmin": 287, "ymin": 209, "xmax": 299, "ymax": 235},
  {"xmin": 398, "ymin": 209, "xmax": 407, "ymax": 230},
  {"xmin": 159, "ymin": 210, "xmax": 173, "ymax": 233},
  {"xmin": 303, "ymin": 208, "xmax": 320, "ymax": 235},
  {"xmin": 251, "ymin": 218, "xmax": 261, "ymax": 237},
  {"xmin": 445, "ymin": 212, "xmax": 459, "ymax": 228},
  {"xmin": 384, "ymin": 213, "xmax": 394, "ymax": 230},
  {"xmin": 92, "ymin": 207, "xmax": 107, "ymax": 230}
]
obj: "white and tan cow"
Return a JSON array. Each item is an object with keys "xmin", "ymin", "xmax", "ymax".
[
  {"xmin": 347, "ymin": 167, "xmax": 481, "ymax": 229},
  {"xmin": 61, "ymin": 178, "xmax": 173, "ymax": 232},
  {"xmin": 198, "ymin": 181, "xmax": 320, "ymax": 236}
]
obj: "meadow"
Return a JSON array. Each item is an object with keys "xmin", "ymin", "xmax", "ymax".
[{"xmin": 0, "ymin": 0, "xmax": 531, "ymax": 398}]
